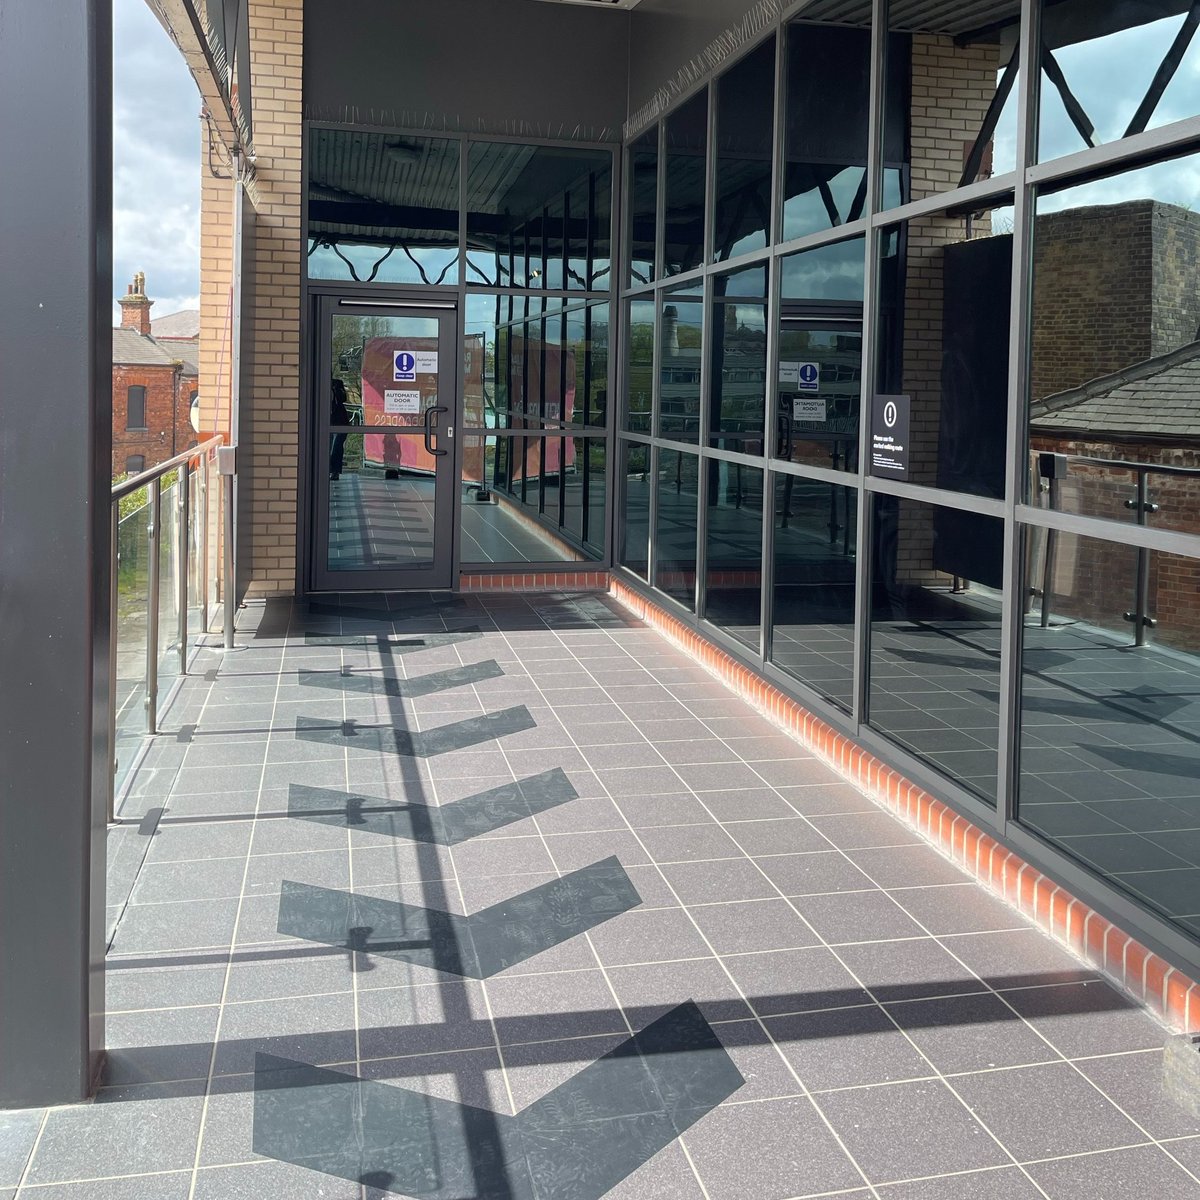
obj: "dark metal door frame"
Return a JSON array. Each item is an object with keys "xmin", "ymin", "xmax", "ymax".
[{"xmin": 310, "ymin": 296, "xmax": 459, "ymax": 591}]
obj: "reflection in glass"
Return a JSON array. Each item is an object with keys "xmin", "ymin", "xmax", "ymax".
[
  {"xmin": 869, "ymin": 495, "xmax": 1004, "ymax": 804},
  {"xmin": 876, "ymin": 201, "xmax": 1013, "ymax": 497},
  {"xmin": 704, "ymin": 463, "xmax": 764, "ymax": 651},
  {"xmin": 327, "ymin": 449, "xmax": 438, "ymax": 572},
  {"xmin": 460, "ymin": 434, "xmax": 601, "ymax": 563},
  {"xmin": 464, "ymin": 296, "xmax": 608, "ymax": 432},
  {"xmin": 1019, "ymin": 533, "xmax": 1200, "ymax": 939},
  {"xmin": 714, "ymin": 37, "xmax": 776, "ymax": 261},
  {"xmin": 664, "ymin": 89, "xmax": 709, "ymax": 276},
  {"xmin": 625, "ymin": 299, "xmax": 655, "ymax": 433},
  {"xmin": 784, "ymin": 22, "xmax": 908, "ymax": 235},
  {"xmin": 655, "ymin": 448, "xmax": 700, "ymax": 610},
  {"xmin": 884, "ymin": 13, "xmax": 1018, "ymax": 202},
  {"xmin": 308, "ymin": 130, "xmax": 460, "ymax": 285},
  {"xmin": 710, "ymin": 267, "xmax": 767, "ymax": 452},
  {"xmin": 629, "ymin": 129, "xmax": 659, "ymax": 285},
  {"xmin": 619, "ymin": 440, "xmax": 651, "ymax": 581},
  {"xmin": 1028, "ymin": 153, "xmax": 1200, "ymax": 533},
  {"xmin": 772, "ymin": 478, "xmax": 857, "ymax": 712},
  {"xmin": 465, "ymin": 143, "xmax": 612, "ymax": 289},
  {"xmin": 659, "ymin": 289, "xmax": 703, "ymax": 443},
  {"xmin": 1038, "ymin": 1, "xmax": 1200, "ymax": 163},
  {"xmin": 777, "ymin": 237, "xmax": 865, "ymax": 473}
]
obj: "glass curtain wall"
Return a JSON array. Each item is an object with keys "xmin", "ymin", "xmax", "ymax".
[
  {"xmin": 616, "ymin": 0, "xmax": 1200, "ymax": 965},
  {"xmin": 308, "ymin": 131, "xmax": 615, "ymax": 568}
]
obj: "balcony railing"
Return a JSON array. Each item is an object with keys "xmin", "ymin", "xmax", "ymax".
[{"xmin": 109, "ymin": 436, "xmax": 225, "ymax": 817}]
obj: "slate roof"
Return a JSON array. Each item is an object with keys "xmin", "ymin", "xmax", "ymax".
[
  {"xmin": 151, "ymin": 309, "xmax": 200, "ymax": 338},
  {"xmin": 112, "ymin": 326, "xmax": 199, "ymax": 375},
  {"xmin": 1031, "ymin": 340, "xmax": 1200, "ymax": 440}
]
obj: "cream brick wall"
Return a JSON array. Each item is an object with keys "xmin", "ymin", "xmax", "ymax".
[{"xmin": 200, "ymin": 0, "xmax": 304, "ymax": 599}]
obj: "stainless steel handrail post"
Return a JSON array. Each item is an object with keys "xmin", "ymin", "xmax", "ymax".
[
  {"xmin": 224, "ymin": 469, "xmax": 236, "ymax": 649},
  {"xmin": 200, "ymin": 452, "xmax": 210, "ymax": 633},
  {"xmin": 178, "ymin": 461, "xmax": 191, "ymax": 675},
  {"xmin": 108, "ymin": 503, "xmax": 119, "ymax": 825},
  {"xmin": 146, "ymin": 477, "xmax": 162, "ymax": 736}
]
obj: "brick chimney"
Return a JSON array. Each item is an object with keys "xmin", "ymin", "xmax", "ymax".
[{"xmin": 118, "ymin": 271, "xmax": 153, "ymax": 336}]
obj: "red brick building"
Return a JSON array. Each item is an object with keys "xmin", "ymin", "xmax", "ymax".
[{"xmin": 111, "ymin": 272, "xmax": 199, "ymax": 478}]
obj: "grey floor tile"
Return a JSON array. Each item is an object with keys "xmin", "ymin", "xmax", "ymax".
[
  {"xmin": 451, "ymin": 834, "xmax": 558, "ymax": 879},
  {"xmin": 725, "ymin": 817, "xmax": 830, "ymax": 857},
  {"xmin": 0, "ymin": 1109, "xmax": 41, "ymax": 1188},
  {"xmin": 108, "ymin": 959, "xmax": 227, "ymax": 1014},
  {"xmin": 884, "ymin": 992, "xmax": 1059, "ymax": 1074},
  {"xmin": 755, "ymin": 850, "xmax": 875, "ymax": 897},
  {"xmin": 683, "ymin": 1096, "xmax": 865, "ymax": 1199},
  {"xmin": 951, "ymin": 1061, "xmax": 1147, "ymax": 1160},
  {"xmin": 225, "ymin": 949, "xmax": 356, "ymax": 1003},
  {"xmin": 110, "ymin": 897, "xmax": 240, "ymax": 955},
  {"xmin": 607, "ymin": 958, "xmax": 753, "ymax": 1026},
  {"xmin": 212, "ymin": 990, "xmax": 357, "ymax": 1076},
  {"xmin": 24, "ymin": 1080, "xmax": 206, "ymax": 1185},
  {"xmin": 541, "ymin": 830, "xmax": 651, "ymax": 872},
  {"xmin": 688, "ymin": 898, "xmax": 819, "ymax": 956},
  {"xmin": 358, "ymin": 980, "xmax": 494, "ymax": 1059},
  {"xmin": 586, "ymin": 905, "xmax": 714, "ymax": 967},
  {"xmin": 820, "ymin": 1078, "xmax": 1011, "ymax": 1183},
  {"xmin": 836, "ymin": 937, "xmax": 988, "ymax": 1003},
  {"xmin": 939, "ymin": 928, "xmax": 1100, "ymax": 991},
  {"xmin": 875, "ymin": 1166, "xmax": 1044, "ymax": 1198},
  {"xmin": 769, "ymin": 1002, "xmax": 934, "ymax": 1091},
  {"xmin": 659, "ymin": 858, "xmax": 778, "ymax": 906},
  {"xmin": 103, "ymin": 1003, "xmax": 220, "ymax": 1086},
  {"xmin": 243, "ymin": 848, "xmax": 351, "ymax": 896},
  {"xmin": 486, "ymin": 969, "xmax": 627, "ymax": 1045},
  {"xmin": 791, "ymin": 890, "xmax": 928, "ymax": 945},
  {"xmin": 808, "ymin": 810, "xmax": 923, "ymax": 850},
  {"xmin": 17, "ymin": 1172, "xmax": 193, "ymax": 1198},
  {"xmin": 600, "ymin": 1141, "xmax": 707, "ymax": 1198},
  {"xmin": 1024, "ymin": 1144, "xmax": 1200, "ymax": 1199},
  {"xmin": 724, "ymin": 945, "xmax": 872, "ymax": 1016},
  {"xmin": 612, "ymin": 792, "xmax": 712, "ymax": 828},
  {"xmin": 1076, "ymin": 1049, "xmax": 1200, "ymax": 1140},
  {"xmin": 1001, "ymin": 980, "xmax": 1167, "ymax": 1059},
  {"xmin": 774, "ymin": 782, "xmax": 880, "ymax": 817},
  {"xmin": 192, "ymin": 1159, "xmax": 363, "ymax": 1199},
  {"xmin": 130, "ymin": 857, "xmax": 248, "ymax": 904},
  {"xmin": 847, "ymin": 844, "xmax": 972, "ymax": 889},
  {"xmin": 697, "ymin": 788, "xmax": 800, "ymax": 822},
  {"xmin": 143, "ymin": 819, "xmax": 256, "ymax": 863},
  {"xmin": 889, "ymin": 884, "xmax": 1027, "ymax": 936},
  {"xmin": 636, "ymin": 823, "xmax": 743, "ymax": 865}
]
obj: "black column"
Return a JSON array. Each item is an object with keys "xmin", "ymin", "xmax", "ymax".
[{"xmin": 0, "ymin": 0, "xmax": 112, "ymax": 1107}]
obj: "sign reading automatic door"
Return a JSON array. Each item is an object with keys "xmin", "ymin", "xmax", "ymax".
[{"xmin": 871, "ymin": 394, "xmax": 910, "ymax": 481}]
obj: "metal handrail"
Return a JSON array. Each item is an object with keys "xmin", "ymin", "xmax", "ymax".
[
  {"xmin": 111, "ymin": 434, "xmax": 225, "ymax": 500},
  {"xmin": 108, "ymin": 434, "xmax": 225, "ymax": 820}
]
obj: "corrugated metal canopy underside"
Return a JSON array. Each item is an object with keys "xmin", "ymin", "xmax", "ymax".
[{"xmin": 798, "ymin": 0, "xmax": 1017, "ymax": 33}]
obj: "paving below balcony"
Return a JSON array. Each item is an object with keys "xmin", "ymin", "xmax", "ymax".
[{"xmin": 5, "ymin": 592, "xmax": 1200, "ymax": 1199}]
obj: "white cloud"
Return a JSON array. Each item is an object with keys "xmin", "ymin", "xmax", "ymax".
[{"xmin": 112, "ymin": 0, "xmax": 202, "ymax": 322}]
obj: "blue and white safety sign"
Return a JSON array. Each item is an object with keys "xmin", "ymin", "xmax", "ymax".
[
  {"xmin": 798, "ymin": 362, "xmax": 821, "ymax": 392},
  {"xmin": 393, "ymin": 350, "xmax": 439, "ymax": 382}
]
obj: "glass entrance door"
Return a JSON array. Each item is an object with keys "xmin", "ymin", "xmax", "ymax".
[{"xmin": 312, "ymin": 299, "xmax": 457, "ymax": 591}]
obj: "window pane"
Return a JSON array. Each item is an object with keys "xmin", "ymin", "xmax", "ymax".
[
  {"xmin": 714, "ymin": 37, "xmax": 776, "ymax": 261},
  {"xmin": 784, "ymin": 21, "xmax": 891, "ymax": 237},
  {"xmin": 664, "ymin": 89, "xmax": 709, "ymax": 277},
  {"xmin": 628, "ymin": 128, "xmax": 658, "ymax": 285},
  {"xmin": 1028, "ymin": 152, "xmax": 1200, "ymax": 534},
  {"xmin": 659, "ymin": 288, "xmax": 703, "ymax": 444},
  {"xmin": 624, "ymin": 299, "xmax": 655, "ymax": 434},
  {"xmin": 465, "ymin": 143, "xmax": 612, "ymax": 290},
  {"xmin": 876, "ymin": 198, "xmax": 1014, "ymax": 498},
  {"xmin": 655, "ymin": 448, "xmax": 700, "ymax": 610},
  {"xmin": 1038, "ymin": 0, "xmax": 1200, "ymax": 163},
  {"xmin": 869, "ymin": 495, "xmax": 1004, "ymax": 804},
  {"xmin": 127, "ymin": 386, "xmax": 146, "ymax": 430},
  {"xmin": 710, "ymin": 268, "xmax": 767, "ymax": 453},
  {"xmin": 460, "ymin": 434, "xmax": 600, "ymax": 563},
  {"xmin": 772, "ymin": 477, "xmax": 858, "ymax": 712},
  {"xmin": 619, "ymin": 440, "xmax": 651, "ymax": 580},
  {"xmin": 308, "ymin": 130, "xmax": 460, "ymax": 286},
  {"xmin": 776, "ymin": 237, "xmax": 865, "ymax": 473},
  {"xmin": 884, "ymin": 11, "xmax": 1020, "ymax": 203},
  {"xmin": 1019, "ymin": 533, "xmax": 1200, "ymax": 940},
  {"xmin": 704, "ymin": 462, "xmax": 764, "ymax": 651}
]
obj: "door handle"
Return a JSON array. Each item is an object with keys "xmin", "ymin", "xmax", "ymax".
[{"xmin": 426, "ymin": 405, "xmax": 449, "ymax": 457}]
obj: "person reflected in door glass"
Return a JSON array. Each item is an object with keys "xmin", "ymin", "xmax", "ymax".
[{"xmin": 330, "ymin": 378, "xmax": 351, "ymax": 480}]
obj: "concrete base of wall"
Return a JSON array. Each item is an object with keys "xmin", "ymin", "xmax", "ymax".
[{"xmin": 607, "ymin": 575, "xmax": 1200, "ymax": 1036}]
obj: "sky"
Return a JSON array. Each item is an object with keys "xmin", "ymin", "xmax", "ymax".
[{"xmin": 112, "ymin": 0, "xmax": 202, "ymax": 326}]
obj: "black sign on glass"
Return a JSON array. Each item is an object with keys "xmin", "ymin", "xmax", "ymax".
[{"xmin": 871, "ymin": 394, "xmax": 910, "ymax": 480}]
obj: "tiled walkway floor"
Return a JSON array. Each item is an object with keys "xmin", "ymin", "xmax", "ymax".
[{"xmin": 5, "ymin": 592, "xmax": 1200, "ymax": 1198}]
